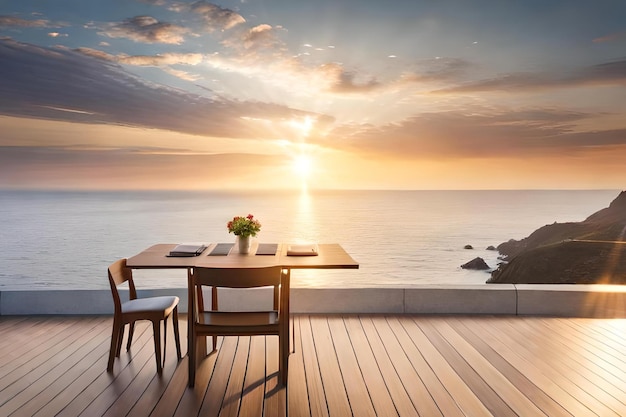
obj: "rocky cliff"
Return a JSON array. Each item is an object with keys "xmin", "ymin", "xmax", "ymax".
[{"xmin": 488, "ymin": 191, "xmax": 626, "ymax": 284}]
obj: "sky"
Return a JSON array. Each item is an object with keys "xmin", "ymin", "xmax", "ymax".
[{"xmin": 0, "ymin": 0, "xmax": 625, "ymax": 190}]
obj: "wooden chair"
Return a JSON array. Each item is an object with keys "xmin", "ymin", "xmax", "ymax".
[
  {"xmin": 188, "ymin": 266, "xmax": 288, "ymax": 387},
  {"xmin": 107, "ymin": 258, "xmax": 182, "ymax": 374}
]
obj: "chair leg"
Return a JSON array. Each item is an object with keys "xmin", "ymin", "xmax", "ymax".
[
  {"xmin": 291, "ymin": 316, "xmax": 295, "ymax": 354},
  {"xmin": 281, "ymin": 322, "xmax": 291, "ymax": 386},
  {"xmin": 279, "ymin": 333, "xmax": 289, "ymax": 386},
  {"xmin": 107, "ymin": 317, "xmax": 121, "ymax": 372},
  {"xmin": 188, "ymin": 326, "xmax": 196, "ymax": 387},
  {"xmin": 126, "ymin": 322, "xmax": 135, "ymax": 352},
  {"xmin": 162, "ymin": 316, "xmax": 169, "ymax": 365},
  {"xmin": 153, "ymin": 321, "xmax": 163, "ymax": 374},
  {"xmin": 172, "ymin": 307, "xmax": 182, "ymax": 360},
  {"xmin": 115, "ymin": 324, "xmax": 125, "ymax": 357}
]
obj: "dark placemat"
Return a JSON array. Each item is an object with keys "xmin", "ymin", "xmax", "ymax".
[
  {"xmin": 256, "ymin": 243, "xmax": 278, "ymax": 255},
  {"xmin": 208, "ymin": 243, "xmax": 234, "ymax": 256}
]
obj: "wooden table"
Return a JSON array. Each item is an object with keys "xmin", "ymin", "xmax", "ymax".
[
  {"xmin": 126, "ymin": 242, "xmax": 359, "ymax": 270},
  {"xmin": 127, "ymin": 242, "xmax": 359, "ymax": 383}
]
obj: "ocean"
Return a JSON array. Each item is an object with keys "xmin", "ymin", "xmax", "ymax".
[{"xmin": 0, "ymin": 189, "xmax": 619, "ymax": 290}]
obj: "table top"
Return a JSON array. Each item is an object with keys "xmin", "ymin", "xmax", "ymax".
[{"xmin": 126, "ymin": 242, "xmax": 359, "ymax": 270}]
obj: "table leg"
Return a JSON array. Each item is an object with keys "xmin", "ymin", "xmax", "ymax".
[
  {"xmin": 187, "ymin": 268, "xmax": 207, "ymax": 362},
  {"xmin": 280, "ymin": 268, "xmax": 291, "ymax": 385}
]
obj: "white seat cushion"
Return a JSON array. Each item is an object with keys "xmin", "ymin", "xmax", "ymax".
[{"xmin": 122, "ymin": 296, "xmax": 179, "ymax": 314}]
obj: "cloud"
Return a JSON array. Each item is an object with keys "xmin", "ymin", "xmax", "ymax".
[
  {"xmin": 75, "ymin": 47, "xmax": 202, "ymax": 66},
  {"xmin": 117, "ymin": 52, "xmax": 203, "ymax": 66},
  {"xmin": 138, "ymin": 0, "xmax": 167, "ymax": 5},
  {"xmin": 0, "ymin": 38, "xmax": 316, "ymax": 139},
  {"xmin": 74, "ymin": 47, "xmax": 203, "ymax": 81},
  {"xmin": 399, "ymin": 57, "xmax": 472, "ymax": 84},
  {"xmin": 0, "ymin": 15, "xmax": 52, "ymax": 28},
  {"xmin": 320, "ymin": 107, "xmax": 626, "ymax": 159},
  {"xmin": 433, "ymin": 59, "xmax": 626, "ymax": 93},
  {"xmin": 189, "ymin": 1, "xmax": 246, "ymax": 32},
  {"xmin": 241, "ymin": 24, "xmax": 277, "ymax": 50},
  {"xmin": 0, "ymin": 145, "xmax": 285, "ymax": 189},
  {"xmin": 211, "ymin": 30, "xmax": 471, "ymax": 97},
  {"xmin": 74, "ymin": 47, "xmax": 116, "ymax": 61},
  {"xmin": 162, "ymin": 67, "xmax": 201, "ymax": 81},
  {"xmin": 101, "ymin": 15, "xmax": 189, "ymax": 44},
  {"xmin": 221, "ymin": 23, "xmax": 284, "ymax": 55},
  {"xmin": 319, "ymin": 63, "xmax": 381, "ymax": 94},
  {"xmin": 593, "ymin": 31, "xmax": 626, "ymax": 43}
]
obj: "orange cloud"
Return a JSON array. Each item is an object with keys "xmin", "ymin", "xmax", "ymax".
[
  {"xmin": 102, "ymin": 16, "xmax": 189, "ymax": 44},
  {"xmin": 592, "ymin": 31, "xmax": 626, "ymax": 43}
]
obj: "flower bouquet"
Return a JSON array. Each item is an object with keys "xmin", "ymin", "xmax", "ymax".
[
  {"xmin": 227, "ymin": 214, "xmax": 261, "ymax": 237},
  {"xmin": 228, "ymin": 214, "xmax": 261, "ymax": 254}
]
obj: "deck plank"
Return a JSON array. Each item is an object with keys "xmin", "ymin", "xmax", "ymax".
[
  {"xmin": 262, "ymin": 334, "xmax": 287, "ymax": 417},
  {"xmin": 503, "ymin": 317, "xmax": 626, "ymax": 415},
  {"xmin": 563, "ymin": 319, "xmax": 626, "ymax": 357},
  {"xmin": 326, "ymin": 316, "xmax": 377, "ymax": 417},
  {"xmin": 415, "ymin": 319, "xmax": 518, "ymax": 417},
  {"xmin": 389, "ymin": 316, "xmax": 466, "ymax": 417},
  {"xmin": 357, "ymin": 316, "xmax": 420, "ymax": 417},
  {"xmin": 171, "ymin": 337, "xmax": 223, "ymax": 417},
  {"xmin": 0, "ymin": 317, "xmax": 106, "ymax": 415},
  {"xmin": 197, "ymin": 336, "xmax": 239, "ymax": 417},
  {"xmin": 308, "ymin": 316, "xmax": 352, "ymax": 416},
  {"xmin": 286, "ymin": 316, "xmax": 312, "ymax": 417},
  {"xmin": 550, "ymin": 318, "xmax": 626, "ymax": 376},
  {"xmin": 400, "ymin": 317, "xmax": 491, "ymax": 417},
  {"xmin": 1, "ymin": 315, "xmax": 626, "ymax": 417},
  {"xmin": 0, "ymin": 316, "xmax": 98, "ymax": 382},
  {"xmin": 371, "ymin": 316, "xmax": 444, "ymax": 417},
  {"xmin": 72, "ymin": 323, "xmax": 158, "ymax": 417},
  {"xmin": 298, "ymin": 315, "xmax": 329, "ymax": 417},
  {"xmin": 122, "ymin": 317, "xmax": 186, "ymax": 417},
  {"xmin": 496, "ymin": 317, "xmax": 624, "ymax": 416},
  {"xmin": 219, "ymin": 336, "xmax": 251, "ymax": 417},
  {"xmin": 342, "ymin": 316, "xmax": 398, "ymax": 417},
  {"xmin": 449, "ymin": 317, "xmax": 576, "ymax": 417},
  {"xmin": 0, "ymin": 316, "xmax": 46, "ymax": 352},
  {"xmin": 9, "ymin": 319, "xmax": 112, "ymax": 417},
  {"xmin": 238, "ymin": 335, "xmax": 266, "ymax": 417},
  {"xmin": 136, "ymin": 318, "xmax": 190, "ymax": 417},
  {"xmin": 426, "ymin": 318, "xmax": 547, "ymax": 416}
]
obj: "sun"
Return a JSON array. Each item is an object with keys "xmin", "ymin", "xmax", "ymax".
[{"xmin": 292, "ymin": 154, "xmax": 313, "ymax": 179}]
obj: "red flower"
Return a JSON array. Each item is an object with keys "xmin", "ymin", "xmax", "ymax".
[{"xmin": 227, "ymin": 214, "xmax": 262, "ymax": 237}]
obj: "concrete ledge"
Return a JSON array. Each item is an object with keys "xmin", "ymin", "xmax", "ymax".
[
  {"xmin": 291, "ymin": 288, "xmax": 405, "ymax": 313},
  {"xmin": 2, "ymin": 285, "xmax": 626, "ymax": 317},
  {"xmin": 516, "ymin": 284, "xmax": 626, "ymax": 317},
  {"xmin": 405, "ymin": 285, "xmax": 517, "ymax": 314},
  {"xmin": 0, "ymin": 288, "xmax": 189, "ymax": 315}
]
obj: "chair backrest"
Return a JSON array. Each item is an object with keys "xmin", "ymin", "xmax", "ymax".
[
  {"xmin": 108, "ymin": 259, "xmax": 138, "ymax": 314},
  {"xmin": 191, "ymin": 266, "xmax": 283, "ymax": 289},
  {"xmin": 190, "ymin": 266, "xmax": 284, "ymax": 315}
]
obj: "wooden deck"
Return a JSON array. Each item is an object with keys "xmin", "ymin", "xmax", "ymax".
[{"xmin": 1, "ymin": 314, "xmax": 625, "ymax": 417}]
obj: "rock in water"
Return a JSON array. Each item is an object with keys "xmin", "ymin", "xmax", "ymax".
[{"xmin": 461, "ymin": 257, "xmax": 490, "ymax": 270}]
